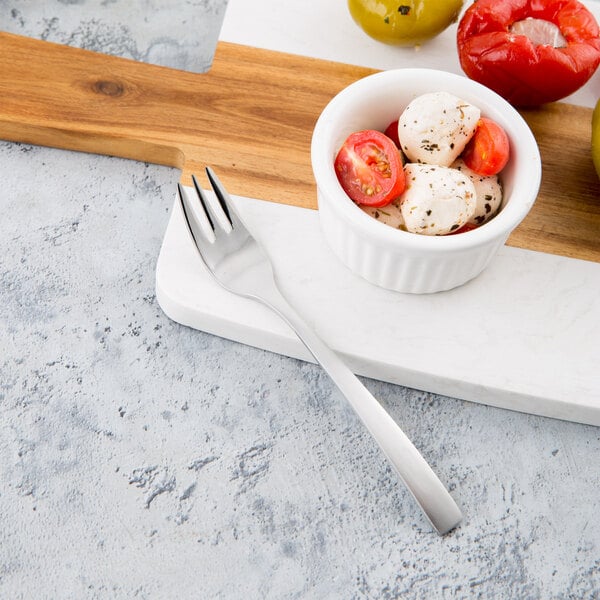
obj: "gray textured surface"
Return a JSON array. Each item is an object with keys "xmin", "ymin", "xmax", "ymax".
[
  {"xmin": 1, "ymin": 0, "xmax": 227, "ymax": 72},
  {"xmin": 1, "ymin": 1, "xmax": 600, "ymax": 598},
  {"xmin": 1, "ymin": 141, "xmax": 599, "ymax": 599}
]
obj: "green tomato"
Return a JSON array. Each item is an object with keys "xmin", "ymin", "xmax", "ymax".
[
  {"xmin": 348, "ymin": 0, "xmax": 464, "ymax": 46},
  {"xmin": 593, "ymin": 99, "xmax": 600, "ymax": 180}
]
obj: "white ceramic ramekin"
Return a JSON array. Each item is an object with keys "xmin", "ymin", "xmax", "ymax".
[{"xmin": 311, "ymin": 68, "xmax": 541, "ymax": 294}]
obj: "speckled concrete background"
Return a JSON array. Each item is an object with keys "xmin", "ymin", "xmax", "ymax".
[
  {"xmin": 2, "ymin": 143, "xmax": 600, "ymax": 598},
  {"xmin": 1, "ymin": 0, "xmax": 227, "ymax": 72},
  {"xmin": 1, "ymin": 2, "xmax": 600, "ymax": 599}
]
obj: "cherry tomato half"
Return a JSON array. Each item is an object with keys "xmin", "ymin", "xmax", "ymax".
[
  {"xmin": 462, "ymin": 118, "xmax": 510, "ymax": 176},
  {"xmin": 334, "ymin": 130, "xmax": 406, "ymax": 207},
  {"xmin": 457, "ymin": 0, "xmax": 600, "ymax": 106}
]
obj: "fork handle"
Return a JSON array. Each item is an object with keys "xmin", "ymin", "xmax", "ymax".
[{"xmin": 262, "ymin": 292, "xmax": 463, "ymax": 535}]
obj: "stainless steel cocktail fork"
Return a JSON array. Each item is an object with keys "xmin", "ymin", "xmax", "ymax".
[{"xmin": 177, "ymin": 167, "xmax": 463, "ymax": 535}]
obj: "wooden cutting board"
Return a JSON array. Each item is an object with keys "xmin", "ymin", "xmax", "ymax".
[{"xmin": 1, "ymin": 31, "xmax": 598, "ymax": 262}]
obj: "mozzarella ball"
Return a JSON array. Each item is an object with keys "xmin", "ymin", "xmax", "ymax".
[
  {"xmin": 398, "ymin": 92, "xmax": 480, "ymax": 167},
  {"xmin": 400, "ymin": 163, "xmax": 476, "ymax": 235},
  {"xmin": 360, "ymin": 199, "xmax": 405, "ymax": 230},
  {"xmin": 452, "ymin": 158, "xmax": 503, "ymax": 225}
]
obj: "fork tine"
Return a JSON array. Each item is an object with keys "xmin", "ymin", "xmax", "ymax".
[
  {"xmin": 205, "ymin": 167, "xmax": 233, "ymax": 224},
  {"xmin": 189, "ymin": 170, "xmax": 233, "ymax": 233},
  {"xmin": 177, "ymin": 182, "xmax": 215, "ymax": 248},
  {"xmin": 190, "ymin": 175, "xmax": 214, "ymax": 232},
  {"xmin": 205, "ymin": 167, "xmax": 239, "ymax": 227}
]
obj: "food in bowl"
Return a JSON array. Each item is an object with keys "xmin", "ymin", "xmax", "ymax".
[
  {"xmin": 334, "ymin": 92, "xmax": 509, "ymax": 236},
  {"xmin": 398, "ymin": 163, "xmax": 475, "ymax": 235},
  {"xmin": 310, "ymin": 68, "xmax": 541, "ymax": 294},
  {"xmin": 452, "ymin": 159, "xmax": 503, "ymax": 226},
  {"xmin": 333, "ymin": 129, "xmax": 406, "ymax": 207},
  {"xmin": 398, "ymin": 91, "xmax": 480, "ymax": 166}
]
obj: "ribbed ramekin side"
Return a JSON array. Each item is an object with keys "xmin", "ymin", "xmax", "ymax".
[{"xmin": 318, "ymin": 193, "xmax": 508, "ymax": 294}]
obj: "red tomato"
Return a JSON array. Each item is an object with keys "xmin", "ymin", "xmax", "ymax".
[
  {"xmin": 457, "ymin": 0, "xmax": 600, "ymax": 106},
  {"xmin": 448, "ymin": 222, "xmax": 479, "ymax": 235},
  {"xmin": 462, "ymin": 118, "xmax": 510, "ymax": 176},
  {"xmin": 384, "ymin": 119, "xmax": 401, "ymax": 148},
  {"xmin": 334, "ymin": 130, "xmax": 405, "ymax": 207}
]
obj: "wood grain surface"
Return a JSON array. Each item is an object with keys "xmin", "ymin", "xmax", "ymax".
[{"xmin": 0, "ymin": 31, "xmax": 598, "ymax": 262}]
